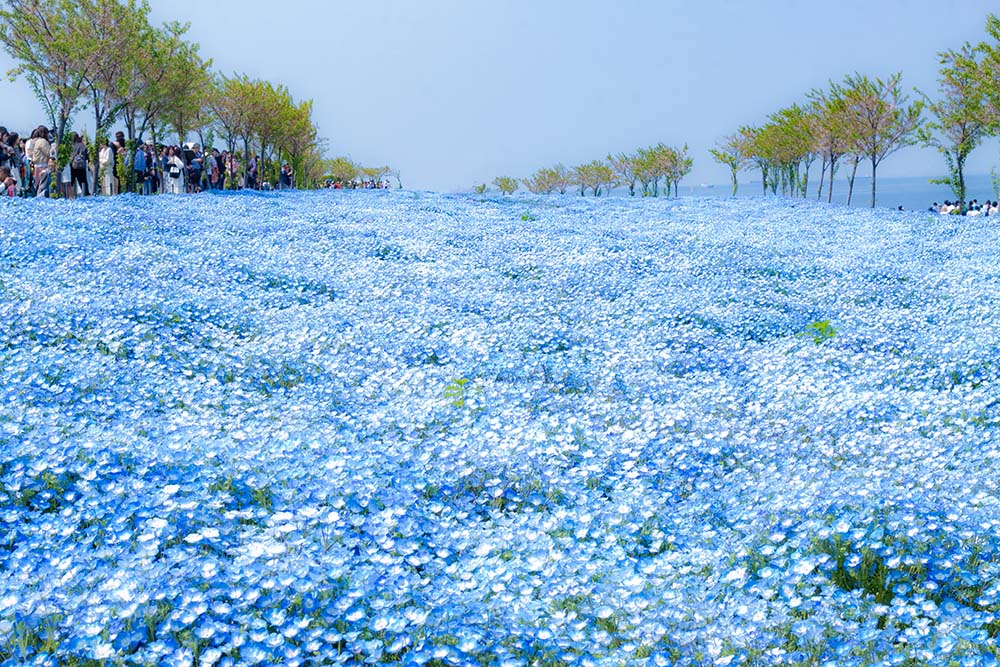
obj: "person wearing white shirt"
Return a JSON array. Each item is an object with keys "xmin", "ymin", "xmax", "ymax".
[
  {"xmin": 164, "ymin": 146, "xmax": 185, "ymax": 194},
  {"xmin": 98, "ymin": 139, "xmax": 114, "ymax": 195}
]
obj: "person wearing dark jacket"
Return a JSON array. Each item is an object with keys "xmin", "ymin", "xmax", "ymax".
[{"xmin": 69, "ymin": 133, "xmax": 89, "ymax": 198}]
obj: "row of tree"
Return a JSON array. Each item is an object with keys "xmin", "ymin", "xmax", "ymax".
[
  {"xmin": 321, "ymin": 156, "xmax": 399, "ymax": 187},
  {"xmin": 711, "ymin": 74, "xmax": 922, "ymax": 208},
  {"xmin": 490, "ymin": 144, "xmax": 693, "ymax": 196},
  {"xmin": 713, "ymin": 13, "xmax": 1000, "ymax": 207},
  {"xmin": 0, "ymin": 0, "xmax": 333, "ymax": 189}
]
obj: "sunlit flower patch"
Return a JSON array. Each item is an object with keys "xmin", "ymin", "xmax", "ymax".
[{"xmin": 2, "ymin": 190, "xmax": 1000, "ymax": 666}]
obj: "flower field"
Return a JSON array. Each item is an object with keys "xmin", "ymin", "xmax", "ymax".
[{"xmin": 2, "ymin": 190, "xmax": 1000, "ymax": 666}]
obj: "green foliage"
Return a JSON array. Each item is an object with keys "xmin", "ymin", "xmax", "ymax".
[
  {"xmin": 608, "ymin": 152, "xmax": 638, "ymax": 196},
  {"xmin": 493, "ymin": 176, "xmax": 518, "ymax": 195},
  {"xmin": 54, "ymin": 134, "xmax": 71, "ymax": 172},
  {"xmin": 835, "ymin": 72, "xmax": 924, "ymax": 207},
  {"xmin": 0, "ymin": 0, "xmax": 94, "ymax": 141},
  {"xmin": 630, "ymin": 143, "xmax": 693, "ymax": 197},
  {"xmin": 522, "ymin": 164, "xmax": 570, "ymax": 194},
  {"xmin": 443, "ymin": 377, "xmax": 470, "ymax": 408},
  {"xmin": 572, "ymin": 159, "xmax": 616, "ymax": 196},
  {"xmin": 802, "ymin": 319, "xmax": 837, "ymax": 343},
  {"xmin": 919, "ymin": 43, "xmax": 990, "ymax": 203},
  {"xmin": 741, "ymin": 105, "xmax": 817, "ymax": 198},
  {"xmin": 323, "ymin": 156, "xmax": 359, "ymax": 183},
  {"xmin": 710, "ymin": 133, "xmax": 749, "ymax": 196},
  {"xmin": 360, "ymin": 165, "xmax": 390, "ymax": 184},
  {"xmin": 808, "ymin": 86, "xmax": 854, "ymax": 203},
  {"xmin": 472, "ymin": 183, "xmax": 487, "ymax": 194}
]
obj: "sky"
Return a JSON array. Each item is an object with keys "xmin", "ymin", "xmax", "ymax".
[{"xmin": 2, "ymin": 0, "xmax": 999, "ymax": 191}]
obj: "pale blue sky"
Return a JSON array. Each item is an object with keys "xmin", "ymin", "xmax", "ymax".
[{"xmin": 2, "ymin": 0, "xmax": 998, "ymax": 191}]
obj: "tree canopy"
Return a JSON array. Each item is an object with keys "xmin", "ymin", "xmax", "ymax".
[{"xmin": 0, "ymin": 0, "xmax": 352, "ymax": 189}]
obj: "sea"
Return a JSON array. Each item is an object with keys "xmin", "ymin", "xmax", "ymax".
[{"xmin": 677, "ymin": 173, "xmax": 998, "ymax": 213}]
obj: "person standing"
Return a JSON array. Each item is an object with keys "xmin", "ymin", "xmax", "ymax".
[
  {"xmin": 189, "ymin": 144, "xmax": 203, "ymax": 192},
  {"xmin": 164, "ymin": 146, "xmax": 184, "ymax": 194},
  {"xmin": 3, "ymin": 132, "xmax": 22, "ymax": 194},
  {"xmin": 112, "ymin": 131, "xmax": 127, "ymax": 194},
  {"xmin": 0, "ymin": 127, "xmax": 11, "ymax": 174},
  {"xmin": 31, "ymin": 126, "xmax": 51, "ymax": 197},
  {"xmin": 69, "ymin": 133, "xmax": 89, "ymax": 198},
  {"xmin": 98, "ymin": 139, "xmax": 113, "ymax": 195},
  {"xmin": 279, "ymin": 163, "xmax": 293, "ymax": 190},
  {"xmin": 145, "ymin": 143, "xmax": 158, "ymax": 194},
  {"xmin": 133, "ymin": 143, "xmax": 148, "ymax": 195},
  {"xmin": 207, "ymin": 148, "xmax": 221, "ymax": 190},
  {"xmin": 247, "ymin": 154, "xmax": 258, "ymax": 190},
  {"xmin": 157, "ymin": 145, "xmax": 168, "ymax": 194}
]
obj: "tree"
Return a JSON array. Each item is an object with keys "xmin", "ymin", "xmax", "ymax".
[
  {"xmin": 0, "ymin": 0, "xmax": 97, "ymax": 143},
  {"xmin": 115, "ymin": 20, "xmax": 193, "ymax": 143},
  {"xmin": 522, "ymin": 166, "xmax": 558, "ymax": 194},
  {"xmin": 361, "ymin": 165, "xmax": 390, "ymax": 185},
  {"xmin": 739, "ymin": 126, "xmax": 771, "ymax": 195},
  {"xmin": 663, "ymin": 144, "xmax": 693, "ymax": 197},
  {"xmin": 159, "ymin": 34, "xmax": 213, "ymax": 148},
  {"xmin": 78, "ymin": 0, "xmax": 151, "ymax": 188},
  {"xmin": 323, "ymin": 156, "xmax": 359, "ymax": 183},
  {"xmin": 809, "ymin": 86, "xmax": 854, "ymax": 203},
  {"xmin": 919, "ymin": 44, "xmax": 989, "ymax": 204},
  {"xmin": 837, "ymin": 73, "xmax": 923, "ymax": 208},
  {"xmin": 248, "ymin": 80, "xmax": 291, "ymax": 183},
  {"xmin": 634, "ymin": 145, "xmax": 663, "ymax": 196},
  {"xmin": 746, "ymin": 106, "xmax": 815, "ymax": 198},
  {"xmin": 981, "ymin": 13, "xmax": 1000, "ymax": 127},
  {"xmin": 550, "ymin": 163, "xmax": 571, "ymax": 194},
  {"xmin": 572, "ymin": 163, "xmax": 590, "ymax": 196},
  {"xmin": 710, "ymin": 134, "xmax": 748, "ymax": 196},
  {"xmin": 280, "ymin": 99, "xmax": 321, "ymax": 186},
  {"xmin": 493, "ymin": 176, "xmax": 518, "ymax": 195},
  {"xmin": 572, "ymin": 160, "xmax": 614, "ymax": 196},
  {"xmin": 771, "ymin": 105, "xmax": 816, "ymax": 197},
  {"xmin": 211, "ymin": 74, "xmax": 257, "ymax": 185},
  {"xmin": 608, "ymin": 152, "xmax": 638, "ymax": 196}
]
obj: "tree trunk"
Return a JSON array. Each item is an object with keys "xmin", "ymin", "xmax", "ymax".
[
  {"xmin": 827, "ymin": 156, "xmax": 838, "ymax": 204},
  {"xmin": 151, "ymin": 124, "xmax": 159, "ymax": 194},
  {"xmin": 92, "ymin": 94, "xmax": 103, "ymax": 196},
  {"xmin": 846, "ymin": 157, "xmax": 859, "ymax": 207},
  {"xmin": 870, "ymin": 156, "xmax": 877, "ymax": 208},
  {"xmin": 817, "ymin": 157, "xmax": 827, "ymax": 200},
  {"xmin": 242, "ymin": 137, "xmax": 250, "ymax": 190},
  {"xmin": 957, "ymin": 153, "xmax": 966, "ymax": 203}
]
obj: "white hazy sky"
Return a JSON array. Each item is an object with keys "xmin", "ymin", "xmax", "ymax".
[{"xmin": 2, "ymin": 0, "xmax": 999, "ymax": 191}]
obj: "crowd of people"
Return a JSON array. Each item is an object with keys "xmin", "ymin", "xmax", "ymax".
[
  {"xmin": 322, "ymin": 178, "xmax": 392, "ymax": 190},
  {"xmin": 929, "ymin": 199, "xmax": 1000, "ymax": 216},
  {"xmin": 0, "ymin": 124, "xmax": 300, "ymax": 198}
]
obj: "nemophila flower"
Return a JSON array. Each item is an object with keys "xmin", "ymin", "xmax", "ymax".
[{"xmin": 3, "ymin": 192, "xmax": 1000, "ymax": 663}]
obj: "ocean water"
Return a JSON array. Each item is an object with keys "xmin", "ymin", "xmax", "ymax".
[{"xmin": 680, "ymin": 173, "xmax": 998, "ymax": 212}]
